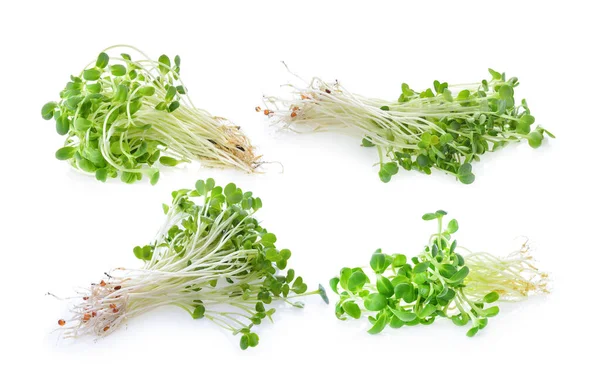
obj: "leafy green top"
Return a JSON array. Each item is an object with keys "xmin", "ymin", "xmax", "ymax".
[
  {"xmin": 330, "ymin": 211, "xmax": 499, "ymax": 337},
  {"xmin": 370, "ymin": 70, "xmax": 554, "ymax": 183}
]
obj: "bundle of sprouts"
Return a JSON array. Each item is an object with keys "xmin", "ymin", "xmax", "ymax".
[
  {"xmin": 330, "ymin": 211, "xmax": 549, "ymax": 336},
  {"xmin": 54, "ymin": 178, "xmax": 327, "ymax": 349},
  {"xmin": 263, "ymin": 69, "xmax": 554, "ymax": 184},
  {"xmin": 41, "ymin": 45, "xmax": 259, "ymax": 184}
]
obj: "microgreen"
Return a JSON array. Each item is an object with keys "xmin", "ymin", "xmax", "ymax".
[
  {"xmin": 54, "ymin": 179, "xmax": 327, "ymax": 349},
  {"xmin": 330, "ymin": 211, "xmax": 549, "ymax": 336},
  {"xmin": 264, "ymin": 69, "xmax": 554, "ymax": 184},
  {"xmin": 42, "ymin": 45, "xmax": 259, "ymax": 184}
]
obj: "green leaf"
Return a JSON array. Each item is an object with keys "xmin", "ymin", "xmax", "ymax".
[
  {"xmin": 458, "ymin": 163, "xmax": 475, "ymax": 184},
  {"xmin": 56, "ymin": 114, "xmax": 70, "ymax": 135},
  {"xmin": 205, "ymin": 178, "xmax": 215, "ymax": 192},
  {"xmin": 478, "ymin": 318, "xmax": 488, "ymax": 329},
  {"xmin": 484, "ymin": 306, "xmax": 499, "ymax": 317},
  {"xmin": 262, "ymin": 233, "xmax": 277, "ymax": 244},
  {"xmin": 403, "ymin": 286, "xmax": 417, "ymax": 303},
  {"xmin": 74, "ymin": 117, "xmax": 92, "ymax": 131},
  {"xmin": 329, "ymin": 277, "xmax": 340, "ymax": 294},
  {"xmin": 115, "ymin": 84, "xmax": 129, "ymax": 102},
  {"xmin": 413, "ymin": 261, "xmax": 430, "ymax": 274},
  {"xmin": 96, "ymin": 52, "xmax": 109, "ymax": 68},
  {"xmin": 391, "ymin": 275, "xmax": 409, "ymax": 285},
  {"xmin": 370, "ymin": 251, "xmax": 390, "ymax": 274},
  {"xmin": 192, "ymin": 305, "xmax": 205, "ymax": 319},
  {"xmin": 342, "ymin": 301, "xmax": 361, "ymax": 319},
  {"xmin": 458, "ymin": 163, "xmax": 472, "ymax": 176},
  {"xmin": 339, "ymin": 268, "xmax": 352, "ymax": 290},
  {"xmin": 447, "ymin": 219, "xmax": 459, "ymax": 234},
  {"xmin": 499, "ymin": 84, "xmax": 513, "ymax": 100},
  {"xmin": 224, "ymin": 183, "xmax": 236, "ymax": 196},
  {"xmin": 448, "ymin": 266, "xmax": 469, "ymax": 284},
  {"xmin": 110, "ymin": 64, "xmax": 127, "ymax": 77},
  {"xmin": 141, "ymin": 245, "xmax": 153, "ymax": 260},
  {"xmin": 133, "ymin": 246, "xmax": 143, "ymax": 260},
  {"xmin": 84, "ymin": 148, "xmax": 105, "ymax": 167},
  {"xmin": 248, "ymin": 333, "xmax": 259, "ymax": 347},
  {"xmin": 129, "ymin": 100, "xmax": 142, "ymax": 115},
  {"xmin": 240, "ymin": 335, "xmax": 249, "ymax": 350},
  {"xmin": 417, "ymin": 304, "xmax": 436, "ymax": 319},
  {"xmin": 227, "ymin": 190, "xmax": 243, "ymax": 204},
  {"xmin": 149, "ymin": 170, "xmax": 160, "ymax": 185},
  {"xmin": 347, "ymin": 271, "xmax": 367, "ymax": 292},
  {"xmin": 285, "ymin": 269, "xmax": 295, "ymax": 283},
  {"xmin": 87, "ymin": 83, "xmax": 102, "ymax": 93},
  {"xmin": 457, "ymin": 89, "xmax": 470, "ymax": 100},
  {"xmin": 466, "ymin": 326, "xmax": 479, "ymax": 337},
  {"xmin": 159, "ymin": 156, "xmax": 179, "ymax": 166},
  {"xmin": 528, "ymin": 131, "xmax": 543, "ymax": 148},
  {"xmin": 459, "ymin": 173, "xmax": 475, "ymax": 185},
  {"xmin": 422, "ymin": 213, "xmax": 438, "ymax": 221},
  {"xmin": 389, "ymin": 314, "xmax": 405, "ymax": 328},
  {"xmin": 95, "ymin": 168, "xmax": 108, "ymax": 182},
  {"xmin": 159, "ymin": 54, "xmax": 171, "ymax": 74},
  {"xmin": 318, "ymin": 284, "xmax": 329, "ymax": 304},
  {"xmin": 392, "ymin": 254, "xmax": 407, "ymax": 267},
  {"xmin": 416, "ymin": 154, "xmax": 430, "ymax": 167},
  {"xmin": 195, "ymin": 180, "xmax": 206, "ymax": 195},
  {"xmin": 137, "ymin": 86, "xmax": 155, "ymax": 96},
  {"xmin": 165, "ymin": 86, "xmax": 177, "ymax": 102},
  {"xmin": 376, "ymin": 275, "xmax": 394, "ymax": 297},
  {"xmin": 362, "ymin": 137, "xmax": 375, "ymax": 147},
  {"xmin": 168, "ymin": 101, "xmax": 180, "ymax": 112},
  {"xmin": 442, "ymin": 89, "xmax": 453, "ymax": 102},
  {"xmin": 484, "ymin": 291, "xmax": 500, "ymax": 303},
  {"xmin": 77, "ymin": 157, "xmax": 96, "ymax": 173},
  {"xmin": 292, "ymin": 276, "xmax": 307, "ymax": 294},
  {"xmin": 451, "ymin": 314, "xmax": 469, "ymax": 326},
  {"xmin": 437, "ymin": 287, "xmax": 456, "ymax": 302},
  {"xmin": 41, "ymin": 102, "xmax": 57, "ymax": 120},
  {"xmin": 521, "ymin": 114, "xmax": 535, "ymax": 125},
  {"xmin": 394, "ymin": 283, "xmax": 412, "ymax": 300},
  {"xmin": 83, "ymin": 68, "xmax": 101, "ymax": 81},
  {"xmin": 389, "ymin": 307, "xmax": 417, "ymax": 322},
  {"xmin": 378, "ymin": 169, "xmax": 392, "ymax": 183},
  {"xmin": 55, "ymin": 146, "xmax": 76, "ymax": 160},
  {"xmin": 367, "ymin": 312, "xmax": 388, "ymax": 335},
  {"xmin": 364, "ymin": 293, "xmax": 387, "ymax": 311},
  {"xmin": 488, "ymin": 68, "xmax": 502, "ymax": 80},
  {"xmin": 438, "ymin": 264, "xmax": 457, "ymax": 279},
  {"xmin": 280, "ymin": 249, "xmax": 291, "ymax": 261},
  {"xmin": 382, "ymin": 162, "xmax": 399, "ymax": 175}
]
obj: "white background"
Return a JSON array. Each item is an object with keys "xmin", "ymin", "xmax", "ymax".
[{"xmin": 2, "ymin": 1, "xmax": 598, "ymax": 389}]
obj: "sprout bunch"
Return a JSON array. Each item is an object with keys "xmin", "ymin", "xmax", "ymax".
[
  {"xmin": 330, "ymin": 211, "xmax": 549, "ymax": 336},
  {"xmin": 55, "ymin": 179, "xmax": 327, "ymax": 349},
  {"xmin": 264, "ymin": 69, "xmax": 554, "ymax": 184},
  {"xmin": 42, "ymin": 45, "xmax": 259, "ymax": 184}
]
